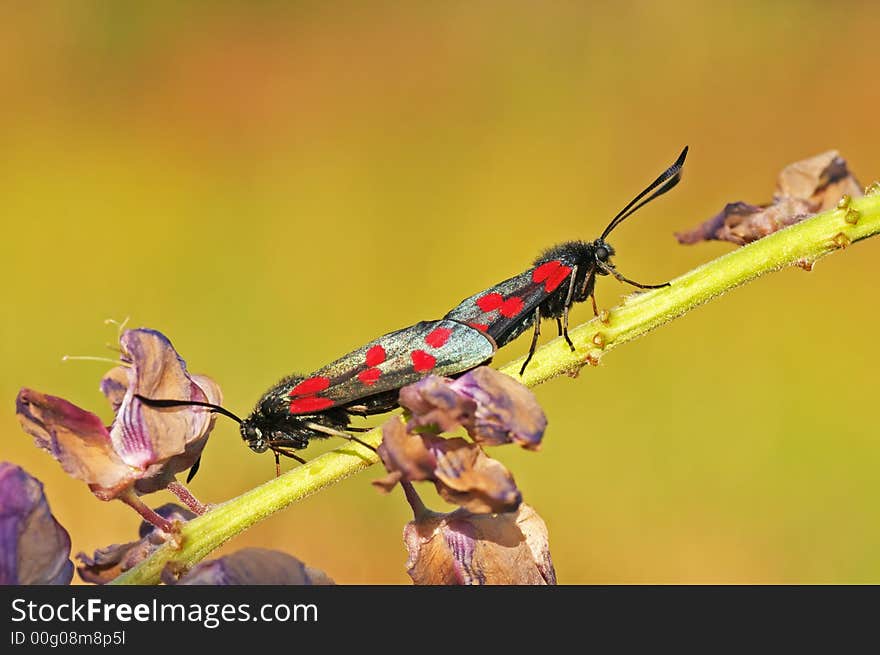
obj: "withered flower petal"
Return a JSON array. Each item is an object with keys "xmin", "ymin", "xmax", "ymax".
[
  {"xmin": 16, "ymin": 390, "xmax": 136, "ymax": 498},
  {"xmin": 100, "ymin": 366, "xmax": 128, "ymax": 414},
  {"xmin": 400, "ymin": 367, "xmax": 546, "ymax": 450},
  {"xmin": 403, "ymin": 502, "xmax": 555, "ymax": 585},
  {"xmin": 76, "ymin": 540, "xmax": 155, "ymax": 585},
  {"xmin": 0, "ymin": 463, "xmax": 73, "ymax": 585},
  {"xmin": 676, "ymin": 150, "xmax": 863, "ymax": 246},
  {"xmin": 775, "ymin": 150, "xmax": 862, "ymax": 208},
  {"xmin": 428, "ymin": 435, "xmax": 521, "ymax": 513},
  {"xmin": 375, "ymin": 417, "xmax": 521, "ymax": 514},
  {"xmin": 16, "ymin": 328, "xmax": 221, "ymax": 503},
  {"xmin": 173, "ymin": 548, "xmax": 334, "ymax": 585},
  {"xmin": 675, "ymin": 198, "xmax": 811, "ymax": 246},
  {"xmin": 450, "ymin": 367, "xmax": 546, "ymax": 449},
  {"xmin": 516, "ymin": 503, "xmax": 557, "ymax": 585},
  {"xmin": 76, "ymin": 503, "xmax": 196, "ymax": 584},
  {"xmin": 374, "ymin": 414, "xmax": 437, "ymax": 486},
  {"xmin": 110, "ymin": 329, "xmax": 222, "ymax": 494},
  {"xmin": 399, "ymin": 376, "xmax": 477, "ymax": 434}
]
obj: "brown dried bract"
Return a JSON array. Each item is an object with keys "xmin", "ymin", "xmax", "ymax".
[
  {"xmin": 404, "ymin": 503, "xmax": 556, "ymax": 585},
  {"xmin": 374, "ymin": 416, "xmax": 522, "ymax": 514},
  {"xmin": 16, "ymin": 328, "xmax": 221, "ymax": 501},
  {"xmin": 676, "ymin": 150, "xmax": 863, "ymax": 246},
  {"xmin": 399, "ymin": 367, "xmax": 546, "ymax": 450},
  {"xmin": 76, "ymin": 503, "xmax": 196, "ymax": 584}
]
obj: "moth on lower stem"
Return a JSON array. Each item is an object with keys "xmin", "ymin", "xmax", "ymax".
[{"xmin": 137, "ymin": 319, "xmax": 497, "ymax": 478}]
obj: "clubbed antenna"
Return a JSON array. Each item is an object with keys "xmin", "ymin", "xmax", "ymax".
[{"xmin": 600, "ymin": 146, "xmax": 689, "ymax": 240}]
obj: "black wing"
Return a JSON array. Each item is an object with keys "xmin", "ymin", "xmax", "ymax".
[
  {"xmin": 444, "ymin": 258, "xmax": 577, "ymax": 348},
  {"xmin": 286, "ymin": 319, "xmax": 497, "ymax": 415}
]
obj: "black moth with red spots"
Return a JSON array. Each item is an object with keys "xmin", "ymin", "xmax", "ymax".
[
  {"xmin": 138, "ymin": 319, "xmax": 496, "ymax": 474},
  {"xmin": 241, "ymin": 319, "xmax": 495, "ymax": 457},
  {"xmin": 137, "ymin": 148, "xmax": 686, "ymax": 474},
  {"xmin": 445, "ymin": 146, "xmax": 688, "ymax": 375}
]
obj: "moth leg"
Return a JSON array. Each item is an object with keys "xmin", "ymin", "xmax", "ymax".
[
  {"xmin": 272, "ymin": 448, "xmax": 308, "ymax": 477},
  {"xmin": 346, "ymin": 435, "xmax": 377, "ymax": 453},
  {"xmin": 590, "ymin": 293, "xmax": 599, "ymax": 317},
  {"xmin": 563, "ymin": 264, "xmax": 578, "ymax": 308},
  {"xmin": 274, "ymin": 448, "xmax": 308, "ymax": 465},
  {"xmin": 562, "ymin": 305, "xmax": 575, "ymax": 351},
  {"xmin": 519, "ymin": 307, "xmax": 542, "ymax": 376},
  {"xmin": 601, "ymin": 263, "xmax": 669, "ymax": 290},
  {"xmin": 305, "ymin": 422, "xmax": 378, "ymax": 453},
  {"xmin": 560, "ymin": 264, "xmax": 578, "ymax": 351},
  {"xmin": 556, "ymin": 318, "xmax": 563, "ymax": 336}
]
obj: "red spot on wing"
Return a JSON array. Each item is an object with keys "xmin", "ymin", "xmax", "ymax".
[
  {"xmin": 411, "ymin": 350, "xmax": 437, "ymax": 372},
  {"xmin": 290, "ymin": 376, "xmax": 330, "ymax": 396},
  {"xmin": 476, "ymin": 293, "xmax": 504, "ymax": 312},
  {"xmin": 499, "ymin": 297, "xmax": 525, "ymax": 318},
  {"xmin": 289, "ymin": 396, "xmax": 335, "ymax": 413},
  {"xmin": 365, "ymin": 345, "xmax": 386, "ymax": 367},
  {"xmin": 424, "ymin": 327, "xmax": 452, "ymax": 348},
  {"xmin": 469, "ymin": 322, "xmax": 489, "ymax": 332},
  {"xmin": 358, "ymin": 367, "xmax": 382, "ymax": 386},
  {"xmin": 532, "ymin": 261, "xmax": 562, "ymax": 283},
  {"xmin": 544, "ymin": 265, "xmax": 572, "ymax": 292},
  {"xmin": 533, "ymin": 260, "xmax": 572, "ymax": 292}
]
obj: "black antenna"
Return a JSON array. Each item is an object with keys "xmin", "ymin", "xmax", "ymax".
[
  {"xmin": 134, "ymin": 394, "xmax": 244, "ymax": 424},
  {"xmin": 600, "ymin": 146, "xmax": 688, "ymax": 240}
]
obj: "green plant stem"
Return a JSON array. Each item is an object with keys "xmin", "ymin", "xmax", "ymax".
[
  {"xmin": 507, "ymin": 192, "xmax": 880, "ymax": 385},
  {"xmin": 112, "ymin": 191, "xmax": 880, "ymax": 585}
]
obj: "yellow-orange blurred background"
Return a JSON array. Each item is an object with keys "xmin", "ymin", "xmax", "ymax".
[{"xmin": 2, "ymin": 2, "xmax": 878, "ymax": 583}]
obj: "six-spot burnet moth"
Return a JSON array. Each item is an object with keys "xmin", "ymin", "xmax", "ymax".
[
  {"xmin": 137, "ymin": 319, "xmax": 497, "ymax": 476},
  {"xmin": 139, "ymin": 147, "xmax": 687, "ymax": 472},
  {"xmin": 444, "ymin": 146, "xmax": 688, "ymax": 375}
]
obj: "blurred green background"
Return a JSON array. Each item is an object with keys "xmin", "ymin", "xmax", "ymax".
[{"xmin": 2, "ymin": 1, "xmax": 878, "ymax": 584}]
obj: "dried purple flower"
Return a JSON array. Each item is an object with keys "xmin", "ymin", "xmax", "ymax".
[
  {"xmin": 374, "ymin": 416, "xmax": 521, "ymax": 514},
  {"xmin": 0, "ymin": 463, "xmax": 73, "ymax": 585},
  {"xmin": 676, "ymin": 150, "xmax": 863, "ymax": 246},
  {"xmin": 76, "ymin": 503, "xmax": 196, "ymax": 584},
  {"xmin": 403, "ymin": 499, "xmax": 555, "ymax": 585},
  {"xmin": 400, "ymin": 367, "xmax": 546, "ymax": 450},
  {"xmin": 171, "ymin": 548, "xmax": 334, "ymax": 585},
  {"xmin": 16, "ymin": 328, "xmax": 221, "ymax": 530}
]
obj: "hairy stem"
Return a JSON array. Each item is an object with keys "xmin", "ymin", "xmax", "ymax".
[
  {"xmin": 112, "ymin": 190, "xmax": 880, "ymax": 585},
  {"xmin": 508, "ymin": 192, "xmax": 880, "ymax": 385}
]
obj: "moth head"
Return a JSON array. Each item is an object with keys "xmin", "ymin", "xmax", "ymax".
[
  {"xmin": 240, "ymin": 420, "xmax": 269, "ymax": 453},
  {"xmin": 592, "ymin": 239, "xmax": 615, "ymax": 273}
]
